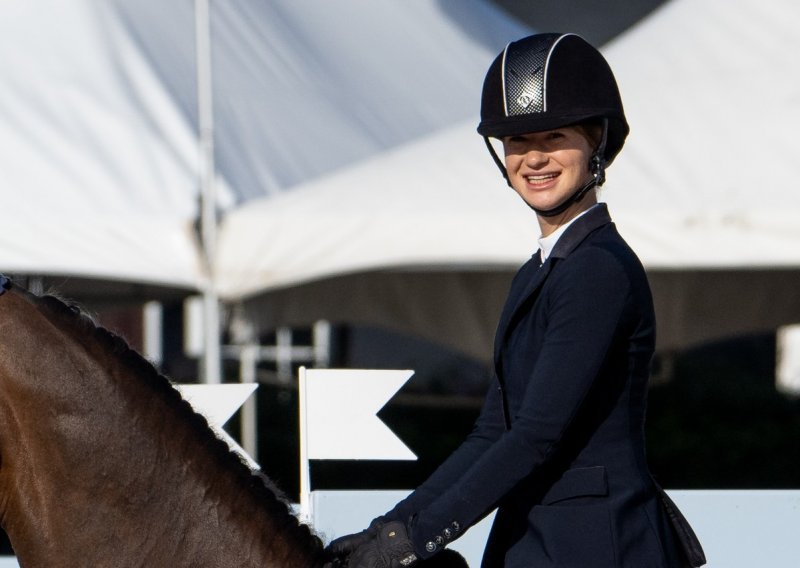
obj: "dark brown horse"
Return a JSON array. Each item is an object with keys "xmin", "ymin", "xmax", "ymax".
[
  {"xmin": 0, "ymin": 279, "xmax": 328, "ymax": 567},
  {"xmin": 0, "ymin": 279, "xmax": 470, "ymax": 568}
]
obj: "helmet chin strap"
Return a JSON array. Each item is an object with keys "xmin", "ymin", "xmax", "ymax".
[
  {"xmin": 482, "ymin": 119, "xmax": 609, "ymax": 218},
  {"xmin": 532, "ymin": 153, "xmax": 605, "ymax": 217}
]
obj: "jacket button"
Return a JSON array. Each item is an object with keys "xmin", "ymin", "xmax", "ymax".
[
  {"xmin": 443, "ymin": 528, "xmax": 452, "ymax": 539},
  {"xmin": 451, "ymin": 521, "xmax": 461, "ymax": 533},
  {"xmin": 425, "ymin": 541, "xmax": 437, "ymax": 553},
  {"xmin": 435, "ymin": 535, "xmax": 444, "ymax": 546}
]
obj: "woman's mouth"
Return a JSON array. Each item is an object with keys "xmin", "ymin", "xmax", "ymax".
[{"xmin": 525, "ymin": 172, "xmax": 559, "ymax": 186}]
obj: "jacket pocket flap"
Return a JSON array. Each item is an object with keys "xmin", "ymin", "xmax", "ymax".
[{"xmin": 541, "ymin": 466, "xmax": 608, "ymax": 505}]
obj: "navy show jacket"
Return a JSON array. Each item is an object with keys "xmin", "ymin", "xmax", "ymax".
[{"xmin": 385, "ymin": 204, "xmax": 702, "ymax": 567}]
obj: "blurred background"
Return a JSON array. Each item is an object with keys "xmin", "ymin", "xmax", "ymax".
[{"xmin": 2, "ymin": 2, "xmax": 799, "ymax": 543}]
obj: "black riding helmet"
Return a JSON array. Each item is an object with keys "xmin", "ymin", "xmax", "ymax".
[{"xmin": 477, "ymin": 33, "xmax": 629, "ymax": 216}]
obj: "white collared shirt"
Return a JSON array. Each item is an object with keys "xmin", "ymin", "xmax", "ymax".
[{"xmin": 537, "ymin": 203, "xmax": 601, "ymax": 262}]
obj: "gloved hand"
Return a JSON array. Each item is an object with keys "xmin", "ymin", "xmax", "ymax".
[
  {"xmin": 348, "ymin": 520, "xmax": 418, "ymax": 568},
  {"xmin": 326, "ymin": 516, "xmax": 385, "ymax": 561}
]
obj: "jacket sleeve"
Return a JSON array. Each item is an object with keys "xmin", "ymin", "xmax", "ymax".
[
  {"xmin": 409, "ymin": 248, "xmax": 634, "ymax": 558},
  {"xmin": 383, "ymin": 373, "xmax": 508, "ymax": 523}
]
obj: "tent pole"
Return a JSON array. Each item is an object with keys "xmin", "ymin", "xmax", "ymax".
[{"xmin": 195, "ymin": 0, "xmax": 221, "ymax": 384}]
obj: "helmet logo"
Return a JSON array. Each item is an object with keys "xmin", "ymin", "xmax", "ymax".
[{"xmin": 516, "ymin": 93, "xmax": 535, "ymax": 109}]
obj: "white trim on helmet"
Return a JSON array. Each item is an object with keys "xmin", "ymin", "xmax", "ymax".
[{"xmin": 500, "ymin": 43, "xmax": 511, "ymax": 117}]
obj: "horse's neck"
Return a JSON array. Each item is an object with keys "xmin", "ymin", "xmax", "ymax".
[{"xmin": 0, "ymin": 289, "xmax": 323, "ymax": 567}]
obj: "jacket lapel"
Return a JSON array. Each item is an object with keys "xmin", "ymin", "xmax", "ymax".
[
  {"xmin": 493, "ymin": 256, "xmax": 553, "ymax": 367},
  {"xmin": 493, "ymin": 204, "xmax": 613, "ymax": 368}
]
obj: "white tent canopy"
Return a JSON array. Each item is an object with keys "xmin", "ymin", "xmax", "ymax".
[
  {"xmin": 111, "ymin": 0, "xmax": 529, "ymax": 202},
  {"xmin": 218, "ymin": 0, "xmax": 800, "ymax": 298},
  {"xmin": 217, "ymin": 0, "xmax": 800, "ymax": 356},
  {"xmin": 1, "ymin": 1, "xmax": 201, "ymax": 288},
  {"xmin": 1, "ymin": 0, "xmax": 527, "ymax": 289},
  {"xmin": 5, "ymin": 0, "xmax": 799, "ymax": 355},
  {"xmin": 602, "ymin": 0, "xmax": 800, "ymax": 268}
]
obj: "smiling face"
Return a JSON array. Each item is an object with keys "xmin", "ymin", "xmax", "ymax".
[{"xmin": 502, "ymin": 125, "xmax": 598, "ymax": 232}]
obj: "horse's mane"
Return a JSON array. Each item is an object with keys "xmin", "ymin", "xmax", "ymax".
[{"xmin": 29, "ymin": 288, "xmax": 325, "ymax": 559}]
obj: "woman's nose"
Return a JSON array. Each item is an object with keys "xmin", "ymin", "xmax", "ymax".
[{"xmin": 524, "ymin": 148, "xmax": 548, "ymax": 168}]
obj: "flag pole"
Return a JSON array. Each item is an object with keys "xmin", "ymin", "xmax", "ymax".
[
  {"xmin": 298, "ymin": 366, "xmax": 312, "ymax": 522},
  {"xmin": 195, "ymin": 0, "xmax": 221, "ymax": 384}
]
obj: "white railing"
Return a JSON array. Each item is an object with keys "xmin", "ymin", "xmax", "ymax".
[{"xmin": 310, "ymin": 489, "xmax": 800, "ymax": 568}]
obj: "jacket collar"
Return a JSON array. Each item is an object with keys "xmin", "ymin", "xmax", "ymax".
[{"xmin": 549, "ymin": 202, "xmax": 612, "ymax": 260}]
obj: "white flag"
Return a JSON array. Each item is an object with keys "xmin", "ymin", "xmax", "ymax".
[
  {"xmin": 300, "ymin": 369, "xmax": 417, "ymax": 461},
  {"xmin": 176, "ymin": 383, "xmax": 259, "ymax": 468}
]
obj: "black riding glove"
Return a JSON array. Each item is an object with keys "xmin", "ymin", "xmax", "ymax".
[
  {"xmin": 326, "ymin": 516, "xmax": 385, "ymax": 561},
  {"xmin": 348, "ymin": 520, "xmax": 418, "ymax": 568}
]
